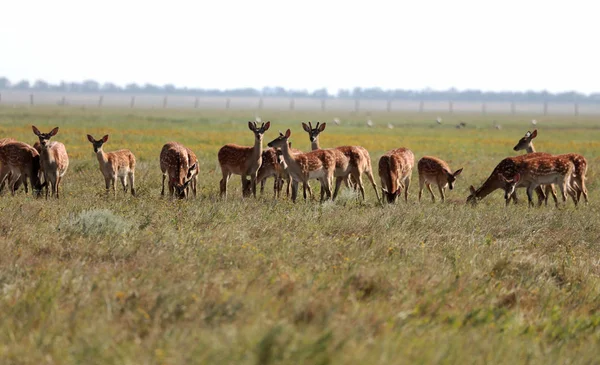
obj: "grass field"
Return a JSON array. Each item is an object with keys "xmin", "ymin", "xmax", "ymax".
[{"xmin": 0, "ymin": 107, "xmax": 599, "ymax": 364}]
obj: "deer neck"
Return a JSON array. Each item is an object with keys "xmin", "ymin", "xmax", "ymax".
[
  {"xmin": 526, "ymin": 142, "xmax": 535, "ymax": 154},
  {"xmin": 474, "ymin": 175, "xmax": 503, "ymax": 200},
  {"xmin": 279, "ymin": 141, "xmax": 300, "ymax": 172},
  {"xmin": 96, "ymin": 149, "xmax": 108, "ymax": 166},
  {"xmin": 311, "ymin": 138, "xmax": 320, "ymax": 151},
  {"xmin": 252, "ymin": 136, "xmax": 263, "ymax": 164}
]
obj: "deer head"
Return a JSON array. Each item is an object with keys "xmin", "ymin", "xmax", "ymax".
[
  {"xmin": 446, "ymin": 168, "xmax": 463, "ymax": 190},
  {"xmin": 248, "ymin": 121, "xmax": 271, "ymax": 142},
  {"xmin": 498, "ymin": 173, "xmax": 521, "ymax": 199},
  {"xmin": 267, "ymin": 129, "xmax": 291, "ymax": 149},
  {"xmin": 466, "ymin": 185, "xmax": 478, "ymax": 205},
  {"xmin": 32, "ymin": 126, "xmax": 59, "ymax": 147},
  {"xmin": 173, "ymin": 162, "xmax": 197, "ymax": 199},
  {"xmin": 87, "ymin": 134, "xmax": 109, "ymax": 153},
  {"xmin": 513, "ymin": 130, "xmax": 537, "ymax": 151},
  {"xmin": 301, "ymin": 121, "xmax": 326, "ymax": 143},
  {"xmin": 381, "ymin": 187, "xmax": 402, "ymax": 203}
]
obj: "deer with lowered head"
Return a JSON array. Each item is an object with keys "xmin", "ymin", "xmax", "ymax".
[
  {"xmin": 417, "ymin": 156, "xmax": 463, "ymax": 202},
  {"xmin": 32, "ymin": 126, "xmax": 69, "ymax": 199},
  {"xmin": 513, "ymin": 129, "xmax": 588, "ymax": 204},
  {"xmin": 87, "ymin": 134, "xmax": 136, "ymax": 197},
  {"xmin": 218, "ymin": 121, "xmax": 270, "ymax": 199},
  {"xmin": 160, "ymin": 142, "xmax": 198, "ymax": 199},
  {"xmin": 301, "ymin": 121, "xmax": 380, "ymax": 201},
  {"xmin": 0, "ymin": 140, "xmax": 45, "ymax": 196},
  {"xmin": 267, "ymin": 129, "xmax": 336, "ymax": 203},
  {"xmin": 378, "ymin": 148, "xmax": 414, "ymax": 203}
]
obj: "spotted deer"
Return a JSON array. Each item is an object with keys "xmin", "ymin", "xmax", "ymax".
[
  {"xmin": 160, "ymin": 142, "xmax": 198, "ymax": 199},
  {"xmin": 87, "ymin": 134, "xmax": 136, "ymax": 197},
  {"xmin": 0, "ymin": 138, "xmax": 19, "ymax": 193},
  {"xmin": 301, "ymin": 121, "xmax": 380, "ymax": 201},
  {"xmin": 218, "ymin": 121, "xmax": 270, "ymax": 199},
  {"xmin": 417, "ymin": 156, "xmax": 463, "ymax": 202},
  {"xmin": 513, "ymin": 129, "xmax": 588, "ymax": 204},
  {"xmin": 496, "ymin": 155, "xmax": 576, "ymax": 207},
  {"xmin": 378, "ymin": 148, "xmax": 414, "ymax": 203},
  {"xmin": 32, "ymin": 126, "xmax": 69, "ymax": 199},
  {"xmin": 0, "ymin": 141, "xmax": 45, "ymax": 195},
  {"xmin": 255, "ymin": 144, "xmax": 314, "ymax": 199},
  {"xmin": 267, "ymin": 129, "xmax": 336, "ymax": 202}
]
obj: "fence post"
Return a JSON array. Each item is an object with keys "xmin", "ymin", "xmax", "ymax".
[
  {"xmin": 130, "ymin": 96, "xmax": 135, "ymax": 108},
  {"xmin": 448, "ymin": 101, "xmax": 453, "ymax": 113},
  {"xmin": 386, "ymin": 99, "xmax": 392, "ymax": 112},
  {"xmin": 225, "ymin": 98, "xmax": 230, "ymax": 109},
  {"xmin": 163, "ymin": 96, "xmax": 168, "ymax": 108},
  {"xmin": 481, "ymin": 102, "xmax": 486, "ymax": 115},
  {"xmin": 194, "ymin": 97, "xmax": 199, "ymax": 108},
  {"xmin": 510, "ymin": 101, "xmax": 516, "ymax": 114},
  {"xmin": 98, "ymin": 95, "xmax": 103, "ymax": 107},
  {"xmin": 289, "ymin": 98, "xmax": 295, "ymax": 110},
  {"xmin": 354, "ymin": 99, "xmax": 360, "ymax": 113},
  {"xmin": 30, "ymin": 94, "xmax": 34, "ymax": 106},
  {"xmin": 543, "ymin": 101, "xmax": 548, "ymax": 115},
  {"xmin": 574, "ymin": 102, "xmax": 579, "ymax": 116},
  {"xmin": 321, "ymin": 99, "xmax": 326, "ymax": 112},
  {"xmin": 61, "ymin": 96, "xmax": 66, "ymax": 106},
  {"xmin": 419, "ymin": 100, "xmax": 424, "ymax": 113},
  {"xmin": 258, "ymin": 97, "xmax": 263, "ymax": 110}
]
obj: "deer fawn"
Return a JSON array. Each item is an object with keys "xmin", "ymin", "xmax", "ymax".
[
  {"xmin": 218, "ymin": 121, "xmax": 270, "ymax": 199},
  {"xmin": 87, "ymin": 134, "xmax": 136, "ymax": 197},
  {"xmin": 267, "ymin": 129, "xmax": 336, "ymax": 203},
  {"xmin": 0, "ymin": 141, "xmax": 45, "ymax": 195},
  {"xmin": 417, "ymin": 156, "xmax": 463, "ymax": 202},
  {"xmin": 378, "ymin": 148, "xmax": 414, "ymax": 203},
  {"xmin": 0, "ymin": 138, "xmax": 21, "ymax": 193},
  {"xmin": 302, "ymin": 121, "xmax": 380, "ymax": 201},
  {"xmin": 160, "ymin": 142, "xmax": 198, "ymax": 199},
  {"xmin": 513, "ymin": 129, "xmax": 588, "ymax": 204},
  {"xmin": 496, "ymin": 155, "xmax": 576, "ymax": 207},
  {"xmin": 32, "ymin": 126, "xmax": 69, "ymax": 199}
]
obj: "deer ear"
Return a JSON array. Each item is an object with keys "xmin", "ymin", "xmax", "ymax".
[
  {"xmin": 87, "ymin": 134, "xmax": 95, "ymax": 143},
  {"xmin": 285, "ymin": 129, "xmax": 291, "ymax": 138},
  {"xmin": 32, "ymin": 125, "xmax": 41, "ymax": 136},
  {"xmin": 263, "ymin": 121, "xmax": 270, "ymax": 131},
  {"xmin": 530, "ymin": 130, "xmax": 537, "ymax": 139},
  {"xmin": 302, "ymin": 122, "xmax": 310, "ymax": 132},
  {"xmin": 319, "ymin": 122, "xmax": 327, "ymax": 132},
  {"xmin": 469, "ymin": 185, "xmax": 476, "ymax": 194},
  {"xmin": 102, "ymin": 135, "xmax": 109, "ymax": 143},
  {"xmin": 453, "ymin": 168, "xmax": 463, "ymax": 177},
  {"xmin": 248, "ymin": 121, "xmax": 255, "ymax": 131},
  {"xmin": 50, "ymin": 127, "xmax": 59, "ymax": 136}
]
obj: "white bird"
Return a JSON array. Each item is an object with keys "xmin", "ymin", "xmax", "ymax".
[
  {"xmin": 366, "ymin": 119, "xmax": 374, "ymax": 128},
  {"xmin": 495, "ymin": 124, "xmax": 502, "ymax": 130},
  {"xmin": 255, "ymin": 116, "xmax": 262, "ymax": 123},
  {"xmin": 387, "ymin": 123, "xmax": 394, "ymax": 129},
  {"xmin": 333, "ymin": 117, "xmax": 341, "ymax": 126},
  {"xmin": 436, "ymin": 117, "xmax": 442, "ymax": 124},
  {"xmin": 531, "ymin": 119, "xmax": 537, "ymax": 125}
]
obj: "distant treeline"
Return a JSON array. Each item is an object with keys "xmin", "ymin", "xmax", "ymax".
[{"xmin": 1, "ymin": 77, "xmax": 598, "ymax": 103}]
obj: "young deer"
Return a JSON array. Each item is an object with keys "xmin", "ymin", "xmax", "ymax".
[
  {"xmin": 0, "ymin": 138, "xmax": 20, "ymax": 193},
  {"xmin": 301, "ymin": 121, "xmax": 380, "ymax": 201},
  {"xmin": 87, "ymin": 134, "xmax": 136, "ymax": 197},
  {"xmin": 218, "ymin": 121, "xmax": 270, "ymax": 199},
  {"xmin": 160, "ymin": 142, "xmax": 198, "ymax": 199},
  {"xmin": 267, "ymin": 129, "xmax": 336, "ymax": 203},
  {"xmin": 417, "ymin": 156, "xmax": 463, "ymax": 202},
  {"xmin": 256, "ymin": 148, "xmax": 285, "ymax": 198},
  {"xmin": 513, "ymin": 129, "xmax": 588, "ymax": 204},
  {"xmin": 378, "ymin": 148, "xmax": 414, "ymax": 203},
  {"xmin": 0, "ymin": 141, "xmax": 45, "ymax": 195},
  {"xmin": 497, "ymin": 155, "xmax": 576, "ymax": 207},
  {"xmin": 32, "ymin": 126, "xmax": 69, "ymax": 199}
]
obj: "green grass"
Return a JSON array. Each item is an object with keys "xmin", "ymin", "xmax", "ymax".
[{"xmin": 0, "ymin": 106, "xmax": 599, "ymax": 364}]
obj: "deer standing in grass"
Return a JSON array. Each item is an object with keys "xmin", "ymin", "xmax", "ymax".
[
  {"xmin": 513, "ymin": 129, "xmax": 588, "ymax": 204},
  {"xmin": 87, "ymin": 134, "xmax": 136, "ymax": 197},
  {"xmin": 256, "ymin": 142, "xmax": 314, "ymax": 199},
  {"xmin": 496, "ymin": 155, "xmax": 576, "ymax": 207},
  {"xmin": 417, "ymin": 156, "xmax": 463, "ymax": 202},
  {"xmin": 267, "ymin": 129, "xmax": 336, "ymax": 203},
  {"xmin": 32, "ymin": 126, "xmax": 69, "ymax": 199},
  {"xmin": 378, "ymin": 148, "xmax": 414, "ymax": 203},
  {"xmin": 0, "ymin": 138, "xmax": 20, "ymax": 193},
  {"xmin": 0, "ymin": 141, "xmax": 45, "ymax": 195},
  {"xmin": 218, "ymin": 121, "xmax": 270, "ymax": 199},
  {"xmin": 160, "ymin": 142, "xmax": 198, "ymax": 199},
  {"xmin": 302, "ymin": 121, "xmax": 380, "ymax": 201}
]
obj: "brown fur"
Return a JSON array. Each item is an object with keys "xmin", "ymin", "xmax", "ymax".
[
  {"xmin": 160, "ymin": 142, "xmax": 197, "ymax": 199},
  {"xmin": 87, "ymin": 134, "xmax": 136, "ymax": 197},
  {"xmin": 32, "ymin": 126, "xmax": 69, "ymax": 199},
  {"xmin": 0, "ymin": 141, "xmax": 44, "ymax": 195},
  {"xmin": 417, "ymin": 156, "xmax": 463, "ymax": 202},
  {"xmin": 378, "ymin": 148, "xmax": 414, "ymax": 203}
]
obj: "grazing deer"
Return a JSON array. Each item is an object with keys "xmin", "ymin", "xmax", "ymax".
[
  {"xmin": 160, "ymin": 142, "xmax": 198, "ymax": 199},
  {"xmin": 32, "ymin": 126, "xmax": 69, "ymax": 199},
  {"xmin": 302, "ymin": 121, "xmax": 380, "ymax": 201},
  {"xmin": 513, "ymin": 129, "xmax": 588, "ymax": 204},
  {"xmin": 497, "ymin": 155, "xmax": 576, "ymax": 207},
  {"xmin": 267, "ymin": 129, "xmax": 336, "ymax": 203},
  {"xmin": 87, "ymin": 134, "xmax": 136, "ymax": 197},
  {"xmin": 417, "ymin": 156, "xmax": 463, "ymax": 202},
  {"xmin": 218, "ymin": 121, "xmax": 270, "ymax": 199},
  {"xmin": 378, "ymin": 148, "xmax": 414, "ymax": 203},
  {"xmin": 0, "ymin": 141, "xmax": 45, "ymax": 195}
]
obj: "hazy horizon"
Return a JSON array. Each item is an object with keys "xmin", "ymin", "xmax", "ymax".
[{"xmin": 1, "ymin": 0, "xmax": 598, "ymax": 94}]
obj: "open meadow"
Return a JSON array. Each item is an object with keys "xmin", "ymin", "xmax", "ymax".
[{"xmin": 0, "ymin": 106, "xmax": 599, "ymax": 364}]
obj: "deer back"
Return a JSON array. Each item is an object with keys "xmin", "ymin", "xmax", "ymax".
[
  {"xmin": 0, "ymin": 142, "xmax": 41, "ymax": 177},
  {"xmin": 418, "ymin": 156, "xmax": 451, "ymax": 181},
  {"xmin": 105, "ymin": 149, "xmax": 135, "ymax": 175},
  {"xmin": 218, "ymin": 144, "xmax": 256, "ymax": 175}
]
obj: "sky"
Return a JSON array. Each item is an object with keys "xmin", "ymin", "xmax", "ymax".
[{"xmin": 1, "ymin": 0, "xmax": 598, "ymax": 94}]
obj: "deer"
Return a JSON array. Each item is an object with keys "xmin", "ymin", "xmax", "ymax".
[
  {"xmin": 32, "ymin": 126, "xmax": 69, "ymax": 199},
  {"xmin": 267, "ymin": 129, "xmax": 336, "ymax": 203},
  {"xmin": 496, "ymin": 155, "xmax": 576, "ymax": 207},
  {"xmin": 217, "ymin": 121, "xmax": 270, "ymax": 199},
  {"xmin": 87, "ymin": 134, "xmax": 136, "ymax": 197},
  {"xmin": 0, "ymin": 138, "xmax": 19, "ymax": 193},
  {"xmin": 513, "ymin": 129, "xmax": 588, "ymax": 204},
  {"xmin": 160, "ymin": 142, "xmax": 198, "ymax": 199},
  {"xmin": 301, "ymin": 121, "xmax": 380, "ymax": 201},
  {"xmin": 0, "ymin": 141, "xmax": 45, "ymax": 196},
  {"xmin": 417, "ymin": 156, "xmax": 463, "ymax": 202},
  {"xmin": 378, "ymin": 148, "xmax": 414, "ymax": 203}
]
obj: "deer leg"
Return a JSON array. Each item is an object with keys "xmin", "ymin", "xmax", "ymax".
[
  {"xmin": 352, "ymin": 171, "xmax": 366, "ymax": 200},
  {"xmin": 9, "ymin": 173, "xmax": 21, "ymax": 196},
  {"xmin": 321, "ymin": 177, "xmax": 333, "ymax": 202},
  {"xmin": 404, "ymin": 176, "xmax": 411, "ymax": 202},
  {"xmin": 332, "ymin": 177, "xmax": 344, "ymax": 201},
  {"xmin": 161, "ymin": 173, "xmax": 166, "ymax": 196},
  {"xmin": 119, "ymin": 176, "xmax": 127, "ymax": 193},
  {"xmin": 305, "ymin": 182, "xmax": 313, "ymax": 199},
  {"xmin": 112, "ymin": 176, "xmax": 117, "ymax": 197},
  {"xmin": 427, "ymin": 184, "xmax": 436, "ymax": 202},
  {"xmin": 104, "ymin": 176, "xmax": 111, "ymax": 196},
  {"xmin": 220, "ymin": 171, "xmax": 229, "ymax": 199},
  {"xmin": 418, "ymin": 176, "xmax": 425, "ymax": 202},
  {"xmin": 526, "ymin": 186, "xmax": 535, "ymax": 208},
  {"xmin": 438, "ymin": 185, "xmax": 446, "ymax": 203},
  {"xmin": 56, "ymin": 175, "xmax": 61, "ymax": 199},
  {"xmin": 365, "ymin": 169, "xmax": 381, "ymax": 202},
  {"xmin": 191, "ymin": 176, "xmax": 197, "ymax": 198},
  {"xmin": 291, "ymin": 180, "xmax": 299, "ymax": 203}
]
